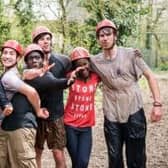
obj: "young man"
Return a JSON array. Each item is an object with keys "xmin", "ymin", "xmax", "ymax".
[
  {"xmin": 2, "ymin": 43, "xmax": 76, "ymax": 168},
  {"xmin": 28, "ymin": 26, "xmax": 72, "ymax": 168},
  {"xmin": 0, "ymin": 40, "xmax": 48, "ymax": 118},
  {"xmin": 0, "ymin": 81, "xmax": 13, "ymax": 168},
  {"xmin": 91, "ymin": 19, "xmax": 162, "ymax": 168},
  {"xmin": 0, "ymin": 40, "xmax": 48, "ymax": 168}
]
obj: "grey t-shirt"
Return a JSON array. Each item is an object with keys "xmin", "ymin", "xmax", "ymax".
[
  {"xmin": 91, "ymin": 47, "xmax": 150, "ymax": 123},
  {"xmin": 0, "ymin": 67, "xmax": 24, "ymax": 121}
]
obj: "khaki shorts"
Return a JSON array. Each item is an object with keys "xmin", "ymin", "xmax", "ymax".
[
  {"xmin": 0, "ymin": 129, "xmax": 9, "ymax": 168},
  {"xmin": 7, "ymin": 128, "xmax": 37, "ymax": 168},
  {"xmin": 35, "ymin": 117, "xmax": 66, "ymax": 150}
]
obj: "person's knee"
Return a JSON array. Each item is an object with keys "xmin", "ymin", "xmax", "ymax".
[
  {"xmin": 35, "ymin": 148, "xmax": 43, "ymax": 158},
  {"xmin": 52, "ymin": 149, "xmax": 65, "ymax": 162},
  {"xmin": 35, "ymin": 148, "xmax": 43, "ymax": 154}
]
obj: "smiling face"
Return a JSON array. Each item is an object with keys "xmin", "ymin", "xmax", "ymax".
[
  {"xmin": 1, "ymin": 47, "xmax": 18, "ymax": 69},
  {"xmin": 36, "ymin": 33, "xmax": 52, "ymax": 54},
  {"xmin": 74, "ymin": 58, "xmax": 90, "ymax": 80},
  {"xmin": 26, "ymin": 51, "xmax": 44, "ymax": 69}
]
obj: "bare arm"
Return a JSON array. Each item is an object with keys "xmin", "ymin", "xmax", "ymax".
[
  {"xmin": 22, "ymin": 63, "xmax": 55, "ymax": 80},
  {"xmin": 18, "ymin": 82, "xmax": 48, "ymax": 118},
  {"xmin": 143, "ymin": 69, "xmax": 162, "ymax": 122}
]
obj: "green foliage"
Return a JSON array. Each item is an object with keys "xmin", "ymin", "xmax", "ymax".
[
  {"xmin": 67, "ymin": 21, "xmax": 100, "ymax": 54},
  {"xmin": 157, "ymin": 63, "xmax": 168, "ymax": 71},
  {"xmin": 0, "ymin": 1, "xmax": 11, "ymax": 72},
  {"xmin": 0, "ymin": 1, "xmax": 11, "ymax": 45},
  {"xmin": 13, "ymin": 0, "xmax": 36, "ymax": 46},
  {"xmin": 78, "ymin": 0, "xmax": 146, "ymax": 54}
]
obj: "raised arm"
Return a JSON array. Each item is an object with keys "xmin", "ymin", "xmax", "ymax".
[
  {"xmin": 25, "ymin": 67, "xmax": 84, "ymax": 92},
  {"xmin": 22, "ymin": 63, "xmax": 55, "ymax": 80}
]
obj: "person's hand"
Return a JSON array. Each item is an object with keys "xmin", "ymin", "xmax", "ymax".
[
  {"xmin": 22, "ymin": 63, "xmax": 55, "ymax": 80},
  {"xmin": 37, "ymin": 108, "xmax": 49, "ymax": 119},
  {"xmin": 2, "ymin": 104, "xmax": 13, "ymax": 116},
  {"xmin": 150, "ymin": 106, "xmax": 162, "ymax": 122},
  {"xmin": 67, "ymin": 66, "xmax": 85, "ymax": 86},
  {"xmin": 22, "ymin": 69, "xmax": 41, "ymax": 80},
  {"xmin": 39, "ymin": 63, "xmax": 55, "ymax": 77}
]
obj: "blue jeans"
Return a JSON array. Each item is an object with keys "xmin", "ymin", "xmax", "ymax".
[{"xmin": 65, "ymin": 125, "xmax": 92, "ymax": 168}]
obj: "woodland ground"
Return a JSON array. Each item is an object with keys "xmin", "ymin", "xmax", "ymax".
[{"xmin": 42, "ymin": 73, "xmax": 168, "ymax": 168}]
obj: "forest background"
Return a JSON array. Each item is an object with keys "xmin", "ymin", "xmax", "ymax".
[
  {"xmin": 0, "ymin": 0, "xmax": 168, "ymax": 70},
  {"xmin": 1, "ymin": 1, "xmax": 168, "ymax": 167}
]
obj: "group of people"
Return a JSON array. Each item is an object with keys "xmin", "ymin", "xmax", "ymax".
[{"xmin": 0, "ymin": 18, "xmax": 162, "ymax": 168}]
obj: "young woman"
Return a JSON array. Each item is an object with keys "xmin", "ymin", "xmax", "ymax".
[{"xmin": 64, "ymin": 47, "xmax": 100, "ymax": 168}]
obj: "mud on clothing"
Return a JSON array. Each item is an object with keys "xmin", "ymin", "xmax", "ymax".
[
  {"xmin": 104, "ymin": 109, "xmax": 147, "ymax": 168},
  {"xmin": 91, "ymin": 47, "xmax": 150, "ymax": 123},
  {"xmin": 91, "ymin": 47, "xmax": 149, "ymax": 168}
]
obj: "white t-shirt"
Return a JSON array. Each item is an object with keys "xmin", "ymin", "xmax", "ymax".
[{"xmin": 1, "ymin": 67, "xmax": 24, "ymax": 100}]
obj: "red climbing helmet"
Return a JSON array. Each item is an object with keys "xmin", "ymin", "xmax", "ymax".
[
  {"xmin": 70, "ymin": 47, "xmax": 90, "ymax": 61},
  {"xmin": 32, "ymin": 26, "xmax": 52, "ymax": 42},
  {"xmin": 96, "ymin": 19, "xmax": 117, "ymax": 35},
  {"xmin": 24, "ymin": 43, "xmax": 44, "ymax": 61},
  {"xmin": 1, "ymin": 40, "xmax": 23, "ymax": 56}
]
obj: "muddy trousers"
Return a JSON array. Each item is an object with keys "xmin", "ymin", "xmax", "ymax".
[{"xmin": 104, "ymin": 108, "xmax": 147, "ymax": 168}]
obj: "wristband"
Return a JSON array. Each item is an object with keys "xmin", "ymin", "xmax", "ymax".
[{"xmin": 153, "ymin": 101, "xmax": 162, "ymax": 107}]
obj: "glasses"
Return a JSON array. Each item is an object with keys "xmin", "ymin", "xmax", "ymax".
[{"xmin": 27, "ymin": 55, "xmax": 42, "ymax": 61}]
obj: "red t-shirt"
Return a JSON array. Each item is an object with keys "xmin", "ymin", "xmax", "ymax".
[{"xmin": 64, "ymin": 73, "xmax": 100, "ymax": 127}]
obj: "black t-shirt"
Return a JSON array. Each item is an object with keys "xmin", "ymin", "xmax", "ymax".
[
  {"xmin": 46, "ymin": 53, "xmax": 71, "ymax": 120},
  {"xmin": 1, "ymin": 71, "xmax": 69, "ymax": 131}
]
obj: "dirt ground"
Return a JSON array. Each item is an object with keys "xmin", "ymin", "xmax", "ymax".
[{"xmin": 42, "ymin": 74, "xmax": 168, "ymax": 168}]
